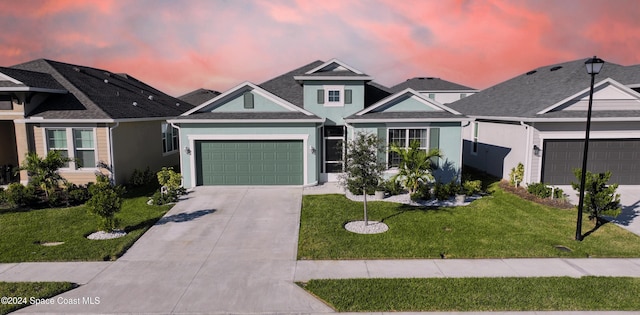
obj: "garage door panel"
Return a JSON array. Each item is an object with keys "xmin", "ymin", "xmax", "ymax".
[
  {"xmin": 542, "ymin": 139, "xmax": 640, "ymax": 185},
  {"xmin": 196, "ymin": 140, "xmax": 303, "ymax": 185}
]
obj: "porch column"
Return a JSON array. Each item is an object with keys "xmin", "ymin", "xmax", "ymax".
[{"xmin": 13, "ymin": 121, "xmax": 29, "ymax": 184}]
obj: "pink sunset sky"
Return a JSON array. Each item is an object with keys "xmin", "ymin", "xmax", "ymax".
[{"xmin": 1, "ymin": 0, "xmax": 639, "ymax": 96}]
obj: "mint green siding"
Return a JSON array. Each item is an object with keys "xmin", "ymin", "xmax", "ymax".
[
  {"xmin": 350, "ymin": 122, "xmax": 462, "ymax": 183},
  {"xmin": 375, "ymin": 95, "xmax": 438, "ymax": 112},
  {"xmin": 210, "ymin": 90, "xmax": 290, "ymax": 112},
  {"xmin": 303, "ymin": 81, "xmax": 365, "ymax": 125}
]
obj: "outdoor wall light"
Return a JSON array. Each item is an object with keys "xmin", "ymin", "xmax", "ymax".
[
  {"xmin": 533, "ymin": 145, "xmax": 541, "ymax": 156},
  {"xmin": 309, "ymin": 145, "xmax": 316, "ymax": 154},
  {"xmin": 184, "ymin": 146, "xmax": 191, "ymax": 155}
]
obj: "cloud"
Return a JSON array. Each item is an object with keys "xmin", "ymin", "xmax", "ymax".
[{"xmin": 0, "ymin": 0, "xmax": 638, "ymax": 95}]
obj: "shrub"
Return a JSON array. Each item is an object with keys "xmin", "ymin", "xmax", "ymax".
[
  {"xmin": 571, "ymin": 170, "xmax": 622, "ymax": 225},
  {"xmin": 20, "ymin": 151, "xmax": 69, "ymax": 200},
  {"xmin": 67, "ymin": 184, "xmax": 90, "ymax": 205},
  {"xmin": 381, "ymin": 179, "xmax": 404, "ymax": 196},
  {"xmin": 462, "ymin": 180, "xmax": 482, "ymax": 196},
  {"xmin": 0, "ymin": 187, "xmax": 6, "ymax": 205},
  {"xmin": 86, "ymin": 175, "xmax": 125, "ymax": 232},
  {"xmin": 129, "ymin": 167, "xmax": 156, "ymax": 187},
  {"xmin": 5, "ymin": 183, "xmax": 36, "ymax": 208},
  {"xmin": 527, "ymin": 182, "xmax": 552, "ymax": 198},
  {"xmin": 433, "ymin": 182, "xmax": 449, "ymax": 200},
  {"xmin": 509, "ymin": 163, "xmax": 524, "ymax": 187}
]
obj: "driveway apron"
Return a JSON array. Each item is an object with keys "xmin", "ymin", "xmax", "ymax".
[{"xmin": 19, "ymin": 187, "xmax": 332, "ymax": 314}]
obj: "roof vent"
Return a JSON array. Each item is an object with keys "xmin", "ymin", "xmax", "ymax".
[
  {"xmin": 526, "ymin": 70, "xmax": 537, "ymax": 75},
  {"xmin": 176, "ymin": 102, "xmax": 180, "ymax": 106},
  {"xmin": 104, "ymin": 72, "xmax": 111, "ymax": 77},
  {"xmin": 73, "ymin": 67, "xmax": 80, "ymax": 72},
  {"xmin": 148, "ymin": 95, "xmax": 154, "ymax": 101},
  {"xmin": 104, "ymin": 79, "xmax": 109, "ymax": 84},
  {"xmin": 550, "ymin": 66, "xmax": 563, "ymax": 71},
  {"xmin": 132, "ymin": 102, "xmax": 137, "ymax": 106}
]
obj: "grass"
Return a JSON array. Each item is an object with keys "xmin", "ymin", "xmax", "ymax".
[
  {"xmin": 298, "ymin": 182, "xmax": 640, "ymax": 259},
  {"xmin": 301, "ymin": 277, "xmax": 640, "ymax": 311},
  {"xmin": 0, "ymin": 282, "xmax": 75, "ymax": 315},
  {"xmin": 0, "ymin": 185, "xmax": 172, "ymax": 262}
]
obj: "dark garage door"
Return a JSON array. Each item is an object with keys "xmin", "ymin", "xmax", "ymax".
[
  {"xmin": 195, "ymin": 140, "xmax": 303, "ymax": 185},
  {"xmin": 542, "ymin": 139, "xmax": 640, "ymax": 185}
]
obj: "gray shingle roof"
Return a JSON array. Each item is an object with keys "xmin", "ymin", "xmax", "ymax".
[
  {"xmin": 11, "ymin": 59, "xmax": 192, "ymax": 120},
  {"xmin": 390, "ymin": 77, "xmax": 475, "ymax": 92},
  {"xmin": 172, "ymin": 111, "xmax": 322, "ymax": 121},
  {"xmin": 259, "ymin": 60, "xmax": 324, "ymax": 107},
  {"xmin": 178, "ymin": 88, "xmax": 221, "ymax": 106},
  {"xmin": 0, "ymin": 67, "xmax": 66, "ymax": 91},
  {"xmin": 447, "ymin": 58, "xmax": 640, "ymax": 119}
]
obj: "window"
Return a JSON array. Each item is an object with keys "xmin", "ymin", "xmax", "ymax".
[
  {"xmin": 321, "ymin": 86, "xmax": 345, "ymax": 107},
  {"xmin": 0, "ymin": 95, "xmax": 12, "ymax": 110},
  {"xmin": 73, "ymin": 129, "xmax": 95, "ymax": 168},
  {"xmin": 387, "ymin": 128, "xmax": 435, "ymax": 168},
  {"xmin": 45, "ymin": 128, "xmax": 96, "ymax": 169},
  {"xmin": 460, "ymin": 93, "xmax": 467, "ymax": 99},
  {"xmin": 472, "ymin": 122, "xmax": 479, "ymax": 154},
  {"xmin": 162, "ymin": 123, "xmax": 179, "ymax": 154}
]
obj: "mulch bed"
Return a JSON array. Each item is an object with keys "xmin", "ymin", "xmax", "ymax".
[{"xmin": 498, "ymin": 180, "xmax": 573, "ymax": 209}]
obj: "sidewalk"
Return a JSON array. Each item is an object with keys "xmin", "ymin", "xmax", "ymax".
[{"xmin": 294, "ymin": 258, "xmax": 640, "ymax": 281}]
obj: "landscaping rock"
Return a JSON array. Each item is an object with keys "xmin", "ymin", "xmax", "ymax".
[
  {"xmin": 344, "ymin": 220, "xmax": 389, "ymax": 234},
  {"xmin": 87, "ymin": 230, "xmax": 127, "ymax": 240}
]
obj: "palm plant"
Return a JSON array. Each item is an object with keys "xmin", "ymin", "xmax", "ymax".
[
  {"xmin": 390, "ymin": 140, "xmax": 442, "ymax": 195},
  {"xmin": 20, "ymin": 151, "xmax": 70, "ymax": 199}
]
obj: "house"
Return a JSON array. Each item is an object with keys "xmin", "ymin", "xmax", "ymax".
[
  {"xmin": 448, "ymin": 58, "xmax": 640, "ymax": 185},
  {"xmin": 0, "ymin": 59, "xmax": 192, "ymax": 185},
  {"xmin": 168, "ymin": 59, "xmax": 468, "ymax": 188},
  {"xmin": 390, "ymin": 77, "xmax": 478, "ymax": 104}
]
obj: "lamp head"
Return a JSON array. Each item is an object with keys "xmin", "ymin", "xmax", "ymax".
[{"xmin": 585, "ymin": 56, "xmax": 605, "ymax": 75}]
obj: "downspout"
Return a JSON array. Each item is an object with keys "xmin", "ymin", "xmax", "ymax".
[
  {"xmin": 108, "ymin": 122, "xmax": 120, "ymax": 184},
  {"xmin": 170, "ymin": 122, "xmax": 185, "ymax": 188},
  {"xmin": 520, "ymin": 121, "xmax": 532, "ymax": 185}
]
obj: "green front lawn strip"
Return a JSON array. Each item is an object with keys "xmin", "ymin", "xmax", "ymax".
[
  {"xmin": 0, "ymin": 186, "xmax": 171, "ymax": 262},
  {"xmin": 298, "ymin": 183, "xmax": 640, "ymax": 259},
  {"xmin": 301, "ymin": 277, "xmax": 640, "ymax": 312},
  {"xmin": 0, "ymin": 282, "xmax": 75, "ymax": 315}
]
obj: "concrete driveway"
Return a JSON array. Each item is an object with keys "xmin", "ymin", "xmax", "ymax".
[{"xmin": 20, "ymin": 186, "xmax": 332, "ymax": 314}]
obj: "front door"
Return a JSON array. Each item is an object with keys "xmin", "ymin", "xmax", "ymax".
[{"xmin": 322, "ymin": 126, "xmax": 345, "ymax": 182}]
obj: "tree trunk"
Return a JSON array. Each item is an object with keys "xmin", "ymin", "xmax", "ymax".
[{"xmin": 363, "ymin": 187, "xmax": 368, "ymax": 226}]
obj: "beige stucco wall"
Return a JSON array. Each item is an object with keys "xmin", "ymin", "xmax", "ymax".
[{"xmin": 111, "ymin": 120, "xmax": 180, "ymax": 185}]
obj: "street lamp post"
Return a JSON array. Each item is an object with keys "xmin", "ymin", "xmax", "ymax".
[{"xmin": 575, "ymin": 56, "xmax": 605, "ymax": 241}]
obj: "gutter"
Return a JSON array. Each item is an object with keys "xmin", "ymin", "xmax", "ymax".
[{"xmin": 170, "ymin": 122, "xmax": 185, "ymax": 187}]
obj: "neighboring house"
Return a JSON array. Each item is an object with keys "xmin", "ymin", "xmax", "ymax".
[
  {"xmin": 168, "ymin": 59, "xmax": 468, "ymax": 188},
  {"xmin": 448, "ymin": 58, "xmax": 640, "ymax": 185},
  {"xmin": 178, "ymin": 88, "xmax": 221, "ymax": 106},
  {"xmin": 0, "ymin": 59, "xmax": 192, "ymax": 185},
  {"xmin": 390, "ymin": 77, "xmax": 478, "ymax": 104}
]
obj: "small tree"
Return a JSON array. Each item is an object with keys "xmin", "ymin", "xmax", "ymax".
[
  {"xmin": 509, "ymin": 162, "xmax": 524, "ymax": 187},
  {"xmin": 571, "ymin": 169, "xmax": 622, "ymax": 226},
  {"xmin": 389, "ymin": 140, "xmax": 442, "ymax": 195},
  {"xmin": 154, "ymin": 167, "xmax": 185, "ymax": 204},
  {"xmin": 86, "ymin": 175, "xmax": 124, "ymax": 232},
  {"xmin": 20, "ymin": 151, "xmax": 70, "ymax": 199},
  {"xmin": 341, "ymin": 132, "xmax": 386, "ymax": 225}
]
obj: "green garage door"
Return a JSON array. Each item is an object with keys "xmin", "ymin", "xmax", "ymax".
[{"xmin": 195, "ymin": 140, "xmax": 303, "ymax": 185}]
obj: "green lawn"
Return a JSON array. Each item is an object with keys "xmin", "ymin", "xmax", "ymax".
[
  {"xmin": 301, "ymin": 277, "xmax": 640, "ymax": 311},
  {"xmin": 298, "ymin": 183, "xmax": 640, "ymax": 259},
  {"xmin": 0, "ymin": 282, "xmax": 75, "ymax": 315},
  {"xmin": 0, "ymin": 186, "xmax": 171, "ymax": 262}
]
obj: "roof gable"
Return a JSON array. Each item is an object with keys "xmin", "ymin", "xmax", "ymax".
[
  {"xmin": 182, "ymin": 82, "xmax": 316, "ymax": 116},
  {"xmin": 356, "ymin": 89, "xmax": 461, "ymax": 116},
  {"xmin": 0, "ymin": 67, "xmax": 66, "ymax": 92},
  {"xmin": 178, "ymin": 88, "xmax": 221, "ymax": 106},
  {"xmin": 538, "ymin": 78, "xmax": 640, "ymax": 114},
  {"xmin": 293, "ymin": 58, "xmax": 373, "ymax": 81}
]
